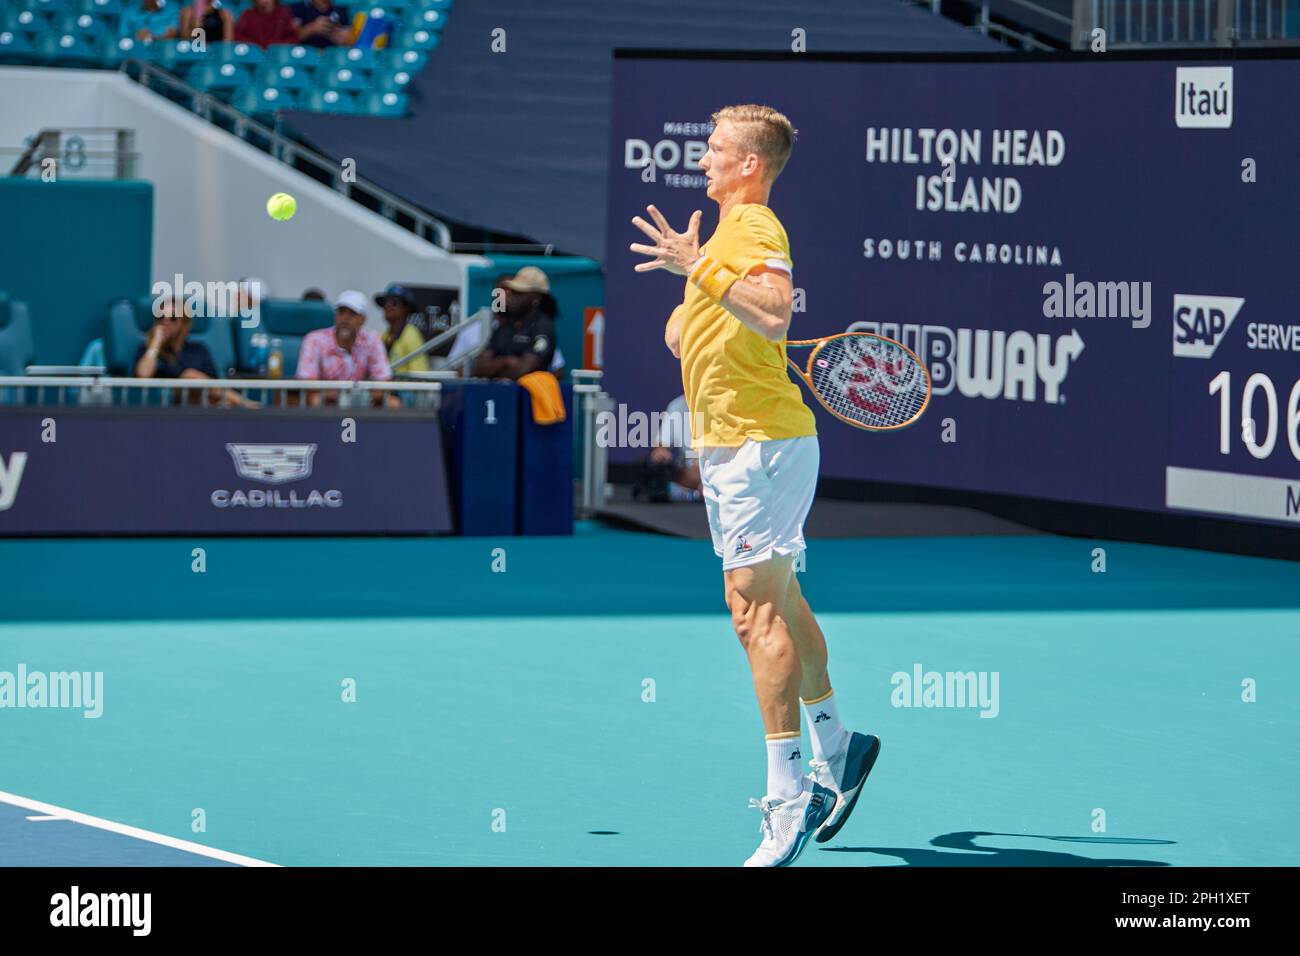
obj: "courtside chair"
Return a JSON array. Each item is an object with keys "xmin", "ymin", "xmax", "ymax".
[
  {"xmin": 236, "ymin": 299, "xmax": 333, "ymax": 376},
  {"xmin": 106, "ymin": 297, "xmax": 239, "ymax": 380}
]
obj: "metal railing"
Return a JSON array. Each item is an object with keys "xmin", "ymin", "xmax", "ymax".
[
  {"xmin": 0, "ymin": 375, "xmax": 444, "ymax": 410},
  {"xmin": 908, "ymin": 0, "xmax": 1060, "ymax": 50},
  {"xmin": 1073, "ymin": 0, "xmax": 1296, "ymax": 48},
  {"xmin": 120, "ymin": 60, "xmax": 453, "ymax": 249},
  {"xmin": 571, "ymin": 369, "xmax": 611, "ymax": 517}
]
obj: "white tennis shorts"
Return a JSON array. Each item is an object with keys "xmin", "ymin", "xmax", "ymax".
[{"xmin": 699, "ymin": 436, "xmax": 819, "ymax": 571}]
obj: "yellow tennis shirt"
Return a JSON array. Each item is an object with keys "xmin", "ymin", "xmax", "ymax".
[{"xmin": 675, "ymin": 203, "xmax": 817, "ymax": 448}]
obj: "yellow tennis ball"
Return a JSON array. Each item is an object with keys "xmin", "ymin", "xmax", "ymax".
[{"xmin": 266, "ymin": 192, "xmax": 296, "ymax": 221}]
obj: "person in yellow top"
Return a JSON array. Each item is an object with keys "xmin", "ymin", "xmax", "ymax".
[
  {"xmin": 375, "ymin": 283, "xmax": 430, "ymax": 374},
  {"xmin": 630, "ymin": 104, "xmax": 880, "ymax": 868}
]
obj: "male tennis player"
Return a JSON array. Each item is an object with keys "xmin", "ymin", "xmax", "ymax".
[{"xmin": 630, "ymin": 105, "xmax": 881, "ymax": 867}]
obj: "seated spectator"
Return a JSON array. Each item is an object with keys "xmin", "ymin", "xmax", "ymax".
[
  {"xmin": 636, "ymin": 394, "xmax": 702, "ymax": 502},
  {"xmin": 472, "ymin": 267, "xmax": 558, "ymax": 382},
  {"xmin": 291, "ymin": 0, "xmax": 352, "ymax": 48},
  {"xmin": 234, "ymin": 0, "xmax": 298, "ymax": 47},
  {"xmin": 302, "ymin": 287, "xmax": 326, "ymax": 301},
  {"xmin": 121, "ymin": 0, "xmax": 180, "ymax": 42},
  {"xmin": 134, "ymin": 296, "xmax": 255, "ymax": 407},
  {"xmin": 180, "ymin": 0, "xmax": 233, "ymax": 42},
  {"xmin": 295, "ymin": 290, "xmax": 398, "ymax": 407},
  {"xmin": 375, "ymin": 283, "xmax": 430, "ymax": 374}
]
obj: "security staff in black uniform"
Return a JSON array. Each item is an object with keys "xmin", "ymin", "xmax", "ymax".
[{"xmin": 473, "ymin": 266, "xmax": 558, "ymax": 381}]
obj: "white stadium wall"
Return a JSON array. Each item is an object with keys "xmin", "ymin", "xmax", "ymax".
[{"xmin": 0, "ymin": 67, "xmax": 483, "ymax": 329}]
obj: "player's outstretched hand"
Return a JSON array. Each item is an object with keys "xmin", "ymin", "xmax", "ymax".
[{"xmin": 630, "ymin": 205, "xmax": 701, "ymax": 276}]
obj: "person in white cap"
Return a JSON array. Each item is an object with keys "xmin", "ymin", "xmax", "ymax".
[{"xmin": 295, "ymin": 289, "xmax": 397, "ymax": 406}]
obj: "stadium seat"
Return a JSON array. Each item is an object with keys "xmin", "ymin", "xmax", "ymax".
[
  {"xmin": 0, "ymin": 294, "xmax": 36, "ymax": 378},
  {"xmin": 418, "ymin": 0, "xmax": 453, "ymax": 10},
  {"xmin": 80, "ymin": 0, "xmax": 123, "ymax": 15},
  {"xmin": 35, "ymin": 31, "xmax": 101, "ymax": 64},
  {"xmin": 236, "ymin": 299, "xmax": 333, "ymax": 374},
  {"xmin": 55, "ymin": 12, "xmax": 110, "ymax": 41},
  {"xmin": 320, "ymin": 66, "xmax": 369, "ymax": 92},
  {"xmin": 3, "ymin": 9, "xmax": 51, "ymax": 36},
  {"xmin": 321, "ymin": 44, "xmax": 379, "ymax": 73},
  {"xmin": 105, "ymin": 297, "xmax": 239, "ymax": 378},
  {"xmin": 189, "ymin": 61, "xmax": 251, "ymax": 93},
  {"xmin": 255, "ymin": 62, "xmax": 311, "ymax": 90},
  {"xmin": 362, "ymin": 90, "xmax": 407, "ymax": 117},
  {"xmin": 209, "ymin": 40, "xmax": 263, "ymax": 68},
  {"xmin": 30, "ymin": 0, "xmax": 74, "ymax": 15},
  {"xmin": 366, "ymin": 2, "xmax": 408, "ymax": 19},
  {"xmin": 262, "ymin": 43, "xmax": 319, "ymax": 70},
  {"xmin": 231, "ymin": 84, "xmax": 297, "ymax": 115},
  {"xmin": 158, "ymin": 39, "xmax": 213, "ymax": 74},
  {"xmin": 101, "ymin": 34, "xmax": 159, "ymax": 66},
  {"xmin": 298, "ymin": 88, "xmax": 357, "ymax": 114},
  {"xmin": 413, "ymin": 8, "xmax": 445, "ymax": 31},
  {"xmin": 374, "ymin": 68, "xmax": 411, "ymax": 92},
  {"xmin": 383, "ymin": 47, "xmax": 425, "ymax": 71},
  {"xmin": 396, "ymin": 27, "xmax": 438, "ymax": 51},
  {"xmin": 0, "ymin": 30, "xmax": 37, "ymax": 59}
]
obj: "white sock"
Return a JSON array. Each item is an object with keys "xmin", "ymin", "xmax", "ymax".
[
  {"xmin": 801, "ymin": 689, "xmax": 849, "ymax": 762},
  {"xmin": 765, "ymin": 734, "xmax": 805, "ymax": 801}
]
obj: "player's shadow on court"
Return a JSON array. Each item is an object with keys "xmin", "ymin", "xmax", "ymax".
[{"xmin": 823, "ymin": 830, "xmax": 1175, "ymax": 866}]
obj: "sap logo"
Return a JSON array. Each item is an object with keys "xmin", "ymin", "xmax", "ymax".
[
  {"xmin": 0, "ymin": 451, "xmax": 28, "ymax": 511},
  {"xmin": 848, "ymin": 321, "xmax": 1084, "ymax": 404},
  {"xmin": 624, "ymin": 138, "xmax": 706, "ymax": 171},
  {"xmin": 1175, "ymin": 66, "xmax": 1232, "ymax": 129},
  {"xmin": 1172, "ymin": 295, "xmax": 1244, "ymax": 358}
]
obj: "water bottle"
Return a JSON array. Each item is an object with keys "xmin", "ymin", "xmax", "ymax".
[
  {"xmin": 250, "ymin": 332, "xmax": 269, "ymax": 377},
  {"xmin": 267, "ymin": 338, "xmax": 283, "ymax": 379}
]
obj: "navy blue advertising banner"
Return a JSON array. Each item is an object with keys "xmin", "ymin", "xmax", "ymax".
[
  {"xmin": 605, "ymin": 52, "xmax": 1300, "ymax": 529},
  {"xmin": 0, "ymin": 411, "xmax": 452, "ymax": 535}
]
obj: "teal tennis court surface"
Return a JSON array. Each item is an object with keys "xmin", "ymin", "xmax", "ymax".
[{"xmin": 1, "ymin": 525, "xmax": 1297, "ymax": 866}]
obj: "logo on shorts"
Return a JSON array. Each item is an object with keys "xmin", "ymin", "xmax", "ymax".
[{"xmin": 734, "ymin": 536, "xmax": 752, "ymax": 555}]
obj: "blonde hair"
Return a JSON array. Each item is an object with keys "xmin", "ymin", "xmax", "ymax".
[{"xmin": 710, "ymin": 104, "xmax": 797, "ymax": 181}]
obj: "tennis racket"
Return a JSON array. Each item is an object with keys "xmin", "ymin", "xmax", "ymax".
[{"xmin": 785, "ymin": 332, "xmax": 932, "ymax": 431}]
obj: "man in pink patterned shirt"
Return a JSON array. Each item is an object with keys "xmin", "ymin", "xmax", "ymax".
[{"xmin": 296, "ymin": 290, "xmax": 398, "ymax": 407}]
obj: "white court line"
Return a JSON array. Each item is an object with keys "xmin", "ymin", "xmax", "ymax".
[
  {"xmin": 0, "ymin": 790, "xmax": 279, "ymax": 867},
  {"xmin": 26, "ymin": 815, "xmax": 63, "ymax": 822}
]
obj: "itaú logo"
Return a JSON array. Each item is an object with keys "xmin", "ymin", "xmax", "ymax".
[{"xmin": 213, "ymin": 443, "xmax": 342, "ymax": 508}]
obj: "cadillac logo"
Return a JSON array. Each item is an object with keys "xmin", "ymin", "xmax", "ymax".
[
  {"xmin": 225, "ymin": 443, "xmax": 316, "ymax": 484},
  {"xmin": 213, "ymin": 443, "xmax": 341, "ymax": 508}
]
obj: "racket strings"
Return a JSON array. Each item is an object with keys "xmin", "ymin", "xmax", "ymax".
[{"xmin": 805, "ymin": 335, "xmax": 928, "ymax": 429}]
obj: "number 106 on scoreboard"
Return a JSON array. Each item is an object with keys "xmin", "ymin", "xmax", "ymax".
[{"xmin": 1208, "ymin": 371, "xmax": 1300, "ymax": 462}]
